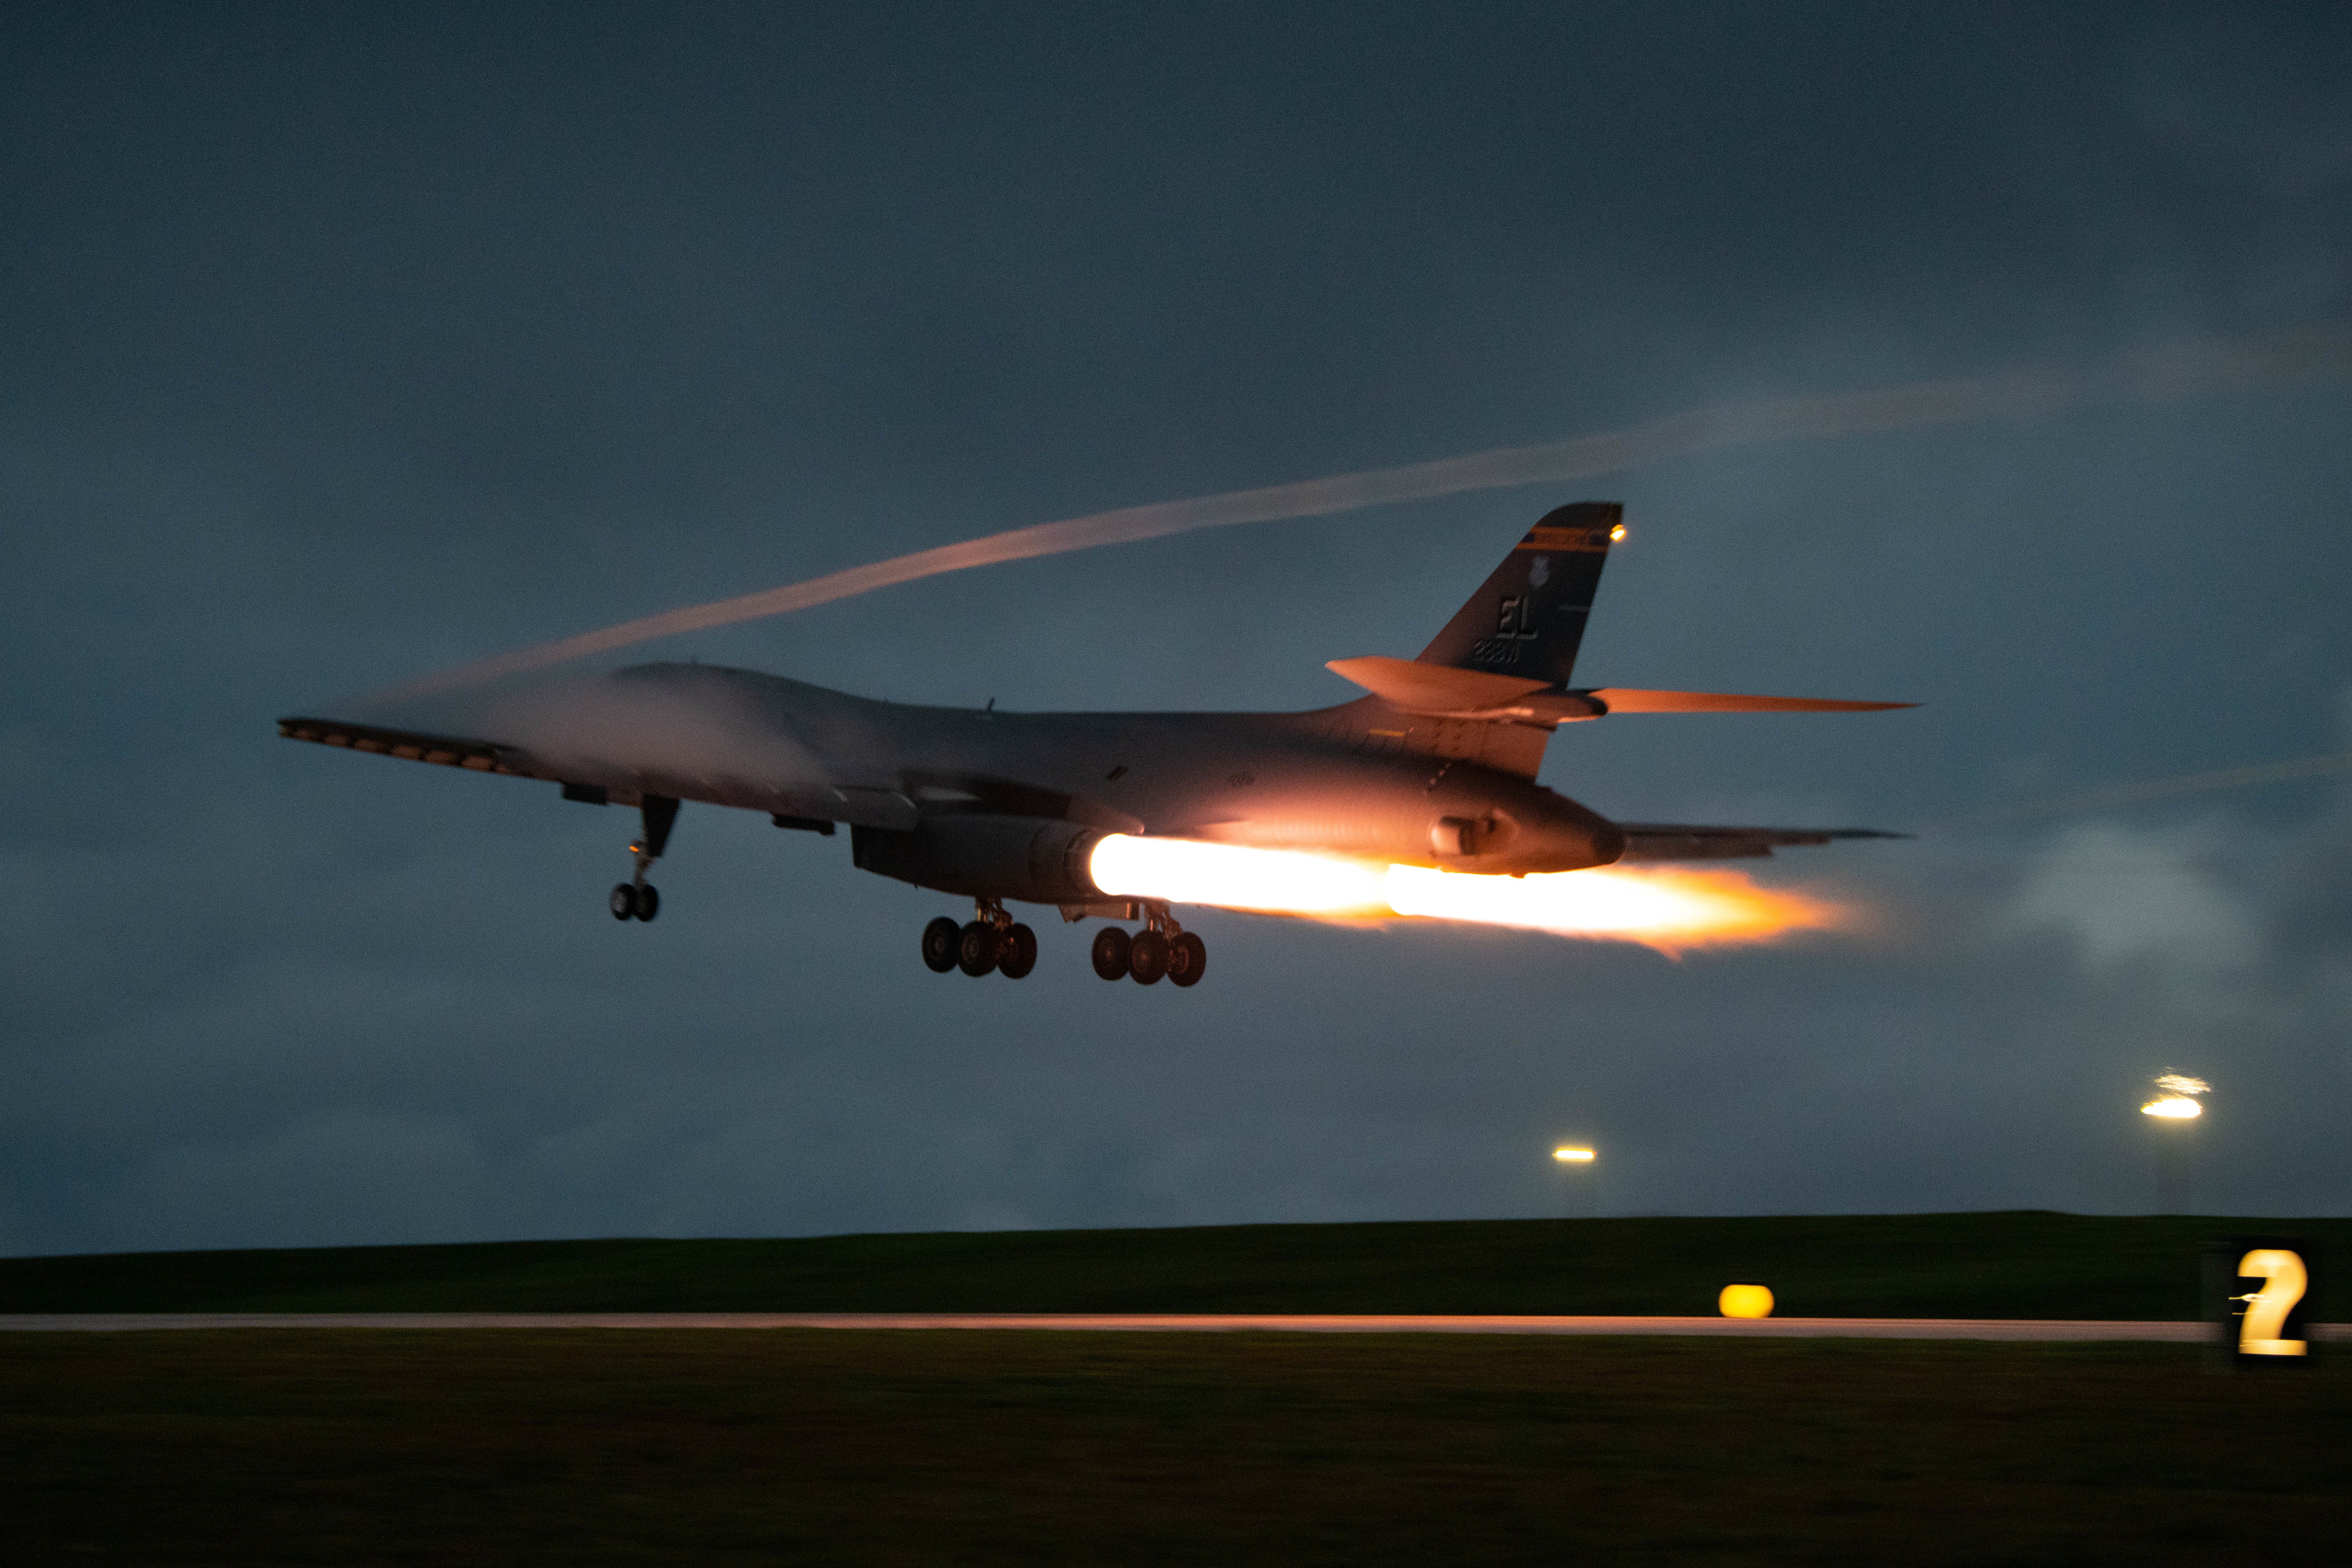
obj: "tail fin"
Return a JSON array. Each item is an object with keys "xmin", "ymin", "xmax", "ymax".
[
  {"xmin": 1415, "ymin": 501, "xmax": 1620, "ymax": 684},
  {"xmin": 1320, "ymin": 500, "xmax": 1910, "ymax": 764}
]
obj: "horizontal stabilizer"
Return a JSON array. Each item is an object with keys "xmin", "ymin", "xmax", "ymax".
[
  {"xmin": 1326, "ymin": 656, "xmax": 1550, "ymax": 712},
  {"xmin": 1587, "ymin": 689, "xmax": 1915, "ymax": 714},
  {"xmin": 1616, "ymin": 823, "xmax": 1910, "ymax": 862},
  {"xmin": 1327, "ymin": 659, "xmax": 1912, "ymax": 722}
]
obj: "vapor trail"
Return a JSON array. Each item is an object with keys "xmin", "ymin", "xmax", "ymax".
[
  {"xmin": 369, "ymin": 325, "xmax": 2352, "ymax": 704},
  {"xmin": 1922, "ymin": 751, "xmax": 2352, "ymax": 833}
]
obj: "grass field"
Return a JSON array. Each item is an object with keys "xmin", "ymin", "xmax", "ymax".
[
  {"xmin": 4, "ymin": 1211, "xmax": 2344, "ymax": 1318},
  {"xmin": 7, "ymin": 1330, "xmax": 2348, "ymax": 1565}
]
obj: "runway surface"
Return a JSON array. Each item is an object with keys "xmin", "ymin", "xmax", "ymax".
[{"xmin": 6, "ymin": 1313, "xmax": 2345, "ymax": 1340}]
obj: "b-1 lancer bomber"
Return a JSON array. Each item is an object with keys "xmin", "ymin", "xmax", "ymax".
[{"xmin": 280, "ymin": 503, "xmax": 1909, "ymax": 988}]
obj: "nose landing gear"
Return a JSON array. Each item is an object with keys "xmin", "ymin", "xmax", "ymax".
[
  {"xmin": 609, "ymin": 882, "xmax": 660, "ymax": 922},
  {"xmin": 609, "ymin": 795, "xmax": 678, "ymax": 923}
]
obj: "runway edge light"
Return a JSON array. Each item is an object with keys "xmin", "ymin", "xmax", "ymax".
[
  {"xmin": 2141, "ymin": 1071, "xmax": 2209, "ymax": 1120},
  {"xmin": 1719, "ymin": 1284, "xmax": 1774, "ymax": 1319}
]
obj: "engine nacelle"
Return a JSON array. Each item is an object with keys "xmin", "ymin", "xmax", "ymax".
[{"xmin": 851, "ymin": 816, "xmax": 1106, "ymax": 904}]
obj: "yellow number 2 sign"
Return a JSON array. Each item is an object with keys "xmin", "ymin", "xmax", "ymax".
[{"xmin": 2236, "ymin": 1248, "xmax": 2310, "ymax": 1358}]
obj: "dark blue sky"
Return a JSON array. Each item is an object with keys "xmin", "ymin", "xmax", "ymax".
[{"xmin": 5, "ymin": 3, "xmax": 2349, "ymax": 1253}]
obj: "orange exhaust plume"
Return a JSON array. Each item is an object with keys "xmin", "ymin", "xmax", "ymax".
[
  {"xmin": 1088, "ymin": 835, "xmax": 1845, "ymax": 953},
  {"xmin": 1385, "ymin": 864, "xmax": 1843, "ymax": 953}
]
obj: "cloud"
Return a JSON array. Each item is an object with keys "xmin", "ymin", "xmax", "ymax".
[{"xmin": 2002, "ymin": 821, "xmax": 2260, "ymax": 978}]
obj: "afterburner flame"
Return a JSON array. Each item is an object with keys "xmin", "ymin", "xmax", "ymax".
[
  {"xmin": 1087, "ymin": 835, "xmax": 1389, "ymax": 915},
  {"xmin": 1087, "ymin": 835, "xmax": 1844, "ymax": 952}
]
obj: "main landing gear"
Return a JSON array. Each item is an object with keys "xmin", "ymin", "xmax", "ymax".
[
  {"xmin": 609, "ymin": 795, "xmax": 678, "ymax": 924},
  {"xmin": 1089, "ymin": 904, "xmax": 1206, "ymax": 988},
  {"xmin": 916, "ymin": 898, "xmax": 1207, "ymax": 988},
  {"xmin": 923, "ymin": 900, "xmax": 1037, "ymax": 980}
]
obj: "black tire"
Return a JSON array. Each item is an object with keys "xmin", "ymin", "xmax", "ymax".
[
  {"xmin": 1127, "ymin": 930, "xmax": 1169, "ymax": 985},
  {"xmin": 610, "ymin": 884, "xmax": 637, "ymax": 921},
  {"xmin": 921, "ymin": 916, "xmax": 961, "ymax": 974},
  {"xmin": 1089, "ymin": 926, "xmax": 1132, "ymax": 981},
  {"xmin": 1168, "ymin": 931, "xmax": 1206, "ymax": 988},
  {"xmin": 997, "ymin": 923, "xmax": 1038, "ymax": 979},
  {"xmin": 957, "ymin": 920, "xmax": 1000, "ymax": 977},
  {"xmin": 633, "ymin": 884, "xmax": 659, "ymax": 923}
]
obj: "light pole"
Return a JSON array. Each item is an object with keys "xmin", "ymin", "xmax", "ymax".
[
  {"xmin": 1553, "ymin": 1145, "xmax": 1596, "ymax": 1219},
  {"xmin": 2140, "ymin": 1073, "xmax": 2208, "ymax": 1214}
]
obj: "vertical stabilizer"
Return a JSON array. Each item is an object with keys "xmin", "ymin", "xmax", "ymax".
[{"xmin": 1416, "ymin": 501, "xmax": 1620, "ymax": 686}]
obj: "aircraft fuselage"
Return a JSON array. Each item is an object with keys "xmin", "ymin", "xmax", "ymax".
[{"xmin": 441, "ymin": 661, "xmax": 1626, "ymax": 891}]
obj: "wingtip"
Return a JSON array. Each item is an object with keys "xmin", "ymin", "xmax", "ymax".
[{"xmin": 1585, "ymin": 689, "xmax": 1921, "ymax": 715}]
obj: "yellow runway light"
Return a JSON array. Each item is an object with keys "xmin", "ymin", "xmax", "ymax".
[
  {"xmin": 1718, "ymin": 1284, "xmax": 1774, "ymax": 1319},
  {"xmin": 2236, "ymin": 1249, "xmax": 2310, "ymax": 1358}
]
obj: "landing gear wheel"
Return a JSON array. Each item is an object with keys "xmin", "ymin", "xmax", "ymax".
[
  {"xmin": 1167, "ymin": 931, "xmax": 1206, "ymax": 988},
  {"xmin": 610, "ymin": 884, "xmax": 636, "ymax": 921},
  {"xmin": 997, "ymin": 923, "xmax": 1038, "ymax": 979},
  {"xmin": 1090, "ymin": 926, "xmax": 1132, "ymax": 981},
  {"xmin": 957, "ymin": 920, "xmax": 1001, "ymax": 977},
  {"xmin": 632, "ymin": 884, "xmax": 659, "ymax": 923},
  {"xmin": 921, "ymin": 916, "xmax": 961, "ymax": 974},
  {"xmin": 1127, "ymin": 930, "xmax": 1169, "ymax": 985}
]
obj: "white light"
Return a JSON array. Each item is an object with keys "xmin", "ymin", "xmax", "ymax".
[
  {"xmin": 1088, "ymin": 835, "xmax": 1387, "ymax": 914},
  {"xmin": 1553, "ymin": 1147, "xmax": 1595, "ymax": 1163},
  {"xmin": 2142, "ymin": 1071, "xmax": 2210, "ymax": 1120}
]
